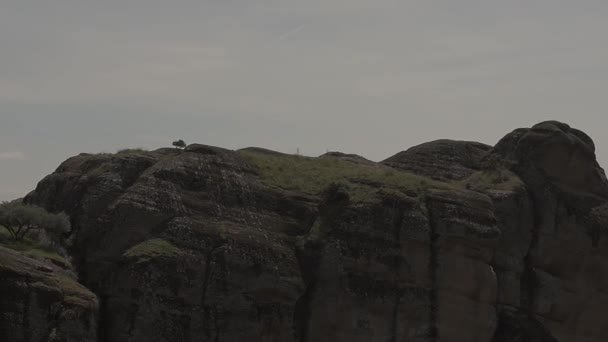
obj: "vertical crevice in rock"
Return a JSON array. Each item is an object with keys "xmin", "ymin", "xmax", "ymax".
[
  {"xmin": 388, "ymin": 198, "xmax": 405, "ymax": 342},
  {"xmin": 126, "ymin": 302, "xmax": 139, "ymax": 338},
  {"xmin": 389, "ymin": 291, "xmax": 403, "ymax": 342},
  {"xmin": 520, "ymin": 227, "xmax": 539, "ymax": 312},
  {"xmin": 293, "ymin": 279, "xmax": 316, "ymax": 342},
  {"xmin": 200, "ymin": 244, "xmax": 225, "ymax": 309},
  {"xmin": 520, "ymin": 185, "xmax": 549, "ymax": 313},
  {"xmin": 292, "ymin": 182, "xmax": 350, "ymax": 342},
  {"xmin": 293, "ymin": 235, "xmax": 323, "ymax": 342},
  {"xmin": 424, "ymin": 196, "xmax": 439, "ymax": 342},
  {"xmin": 97, "ymin": 293, "xmax": 108, "ymax": 342},
  {"xmin": 199, "ymin": 243, "xmax": 225, "ymax": 339}
]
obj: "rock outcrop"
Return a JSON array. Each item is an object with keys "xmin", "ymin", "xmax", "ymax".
[
  {"xmin": 0, "ymin": 247, "xmax": 98, "ymax": 342},
  {"xmin": 489, "ymin": 121, "xmax": 608, "ymax": 342},
  {"xmin": 2, "ymin": 121, "xmax": 607, "ymax": 342},
  {"xmin": 382, "ymin": 140, "xmax": 492, "ymax": 181}
]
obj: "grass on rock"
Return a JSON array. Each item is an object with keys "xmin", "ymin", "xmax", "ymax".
[
  {"xmin": 239, "ymin": 150, "xmax": 452, "ymax": 202},
  {"xmin": 0, "ymin": 225, "xmax": 70, "ymax": 267},
  {"xmin": 124, "ymin": 238, "xmax": 184, "ymax": 260},
  {"xmin": 239, "ymin": 149, "xmax": 523, "ymax": 201},
  {"xmin": 460, "ymin": 169, "xmax": 524, "ymax": 191},
  {"xmin": 53, "ymin": 276, "xmax": 97, "ymax": 307}
]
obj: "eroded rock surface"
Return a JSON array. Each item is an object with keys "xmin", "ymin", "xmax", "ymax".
[
  {"xmin": 382, "ymin": 140, "xmax": 492, "ymax": 181},
  {"xmin": 489, "ymin": 121, "xmax": 608, "ymax": 342},
  {"xmin": 2, "ymin": 122, "xmax": 606, "ymax": 342},
  {"xmin": 0, "ymin": 247, "xmax": 98, "ymax": 342}
]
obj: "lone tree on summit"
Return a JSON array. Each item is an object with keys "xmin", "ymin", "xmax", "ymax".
[
  {"xmin": 172, "ymin": 139, "xmax": 187, "ymax": 149},
  {"xmin": 0, "ymin": 201, "xmax": 70, "ymax": 241}
]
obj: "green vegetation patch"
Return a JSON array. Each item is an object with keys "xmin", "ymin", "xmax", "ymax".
[
  {"xmin": 0, "ymin": 225, "xmax": 10, "ymax": 239},
  {"xmin": 239, "ymin": 150, "xmax": 451, "ymax": 202},
  {"xmin": 52, "ymin": 276, "xmax": 97, "ymax": 308},
  {"xmin": 0, "ymin": 226, "xmax": 70, "ymax": 268},
  {"xmin": 460, "ymin": 169, "xmax": 524, "ymax": 191},
  {"xmin": 22, "ymin": 248, "xmax": 70, "ymax": 268},
  {"xmin": 123, "ymin": 238, "xmax": 184, "ymax": 260}
]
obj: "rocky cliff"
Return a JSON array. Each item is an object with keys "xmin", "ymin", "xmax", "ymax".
[
  {"xmin": 2, "ymin": 121, "xmax": 607, "ymax": 341},
  {"xmin": 0, "ymin": 247, "xmax": 98, "ymax": 341}
]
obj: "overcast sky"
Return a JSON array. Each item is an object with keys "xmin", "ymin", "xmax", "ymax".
[{"xmin": 1, "ymin": 1, "xmax": 608, "ymax": 201}]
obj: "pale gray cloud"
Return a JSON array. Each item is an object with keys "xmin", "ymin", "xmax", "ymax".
[
  {"xmin": 1, "ymin": 0, "xmax": 608, "ymax": 201},
  {"xmin": 0, "ymin": 152, "xmax": 26, "ymax": 161}
]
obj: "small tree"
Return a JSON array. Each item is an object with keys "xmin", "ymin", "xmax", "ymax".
[
  {"xmin": 172, "ymin": 139, "xmax": 187, "ymax": 149},
  {"xmin": 0, "ymin": 201, "xmax": 70, "ymax": 242}
]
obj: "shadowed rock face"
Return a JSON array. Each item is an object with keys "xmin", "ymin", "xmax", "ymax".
[
  {"xmin": 2, "ymin": 121, "xmax": 607, "ymax": 342},
  {"xmin": 489, "ymin": 121, "xmax": 608, "ymax": 342},
  {"xmin": 491, "ymin": 120, "xmax": 608, "ymax": 202},
  {"xmin": 0, "ymin": 247, "xmax": 98, "ymax": 342}
]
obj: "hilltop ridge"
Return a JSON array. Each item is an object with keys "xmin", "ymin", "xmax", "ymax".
[{"xmin": 2, "ymin": 121, "xmax": 608, "ymax": 342}]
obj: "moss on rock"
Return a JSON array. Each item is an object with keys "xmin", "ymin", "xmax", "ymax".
[
  {"xmin": 0, "ymin": 226, "xmax": 71, "ymax": 268},
  {"xmin": 123, "ymin": 238, "xmax": 184, "ymax": 260},
  {"xmin": 460, "ymin": 168, "xmax": 524, "ymax": 192}
]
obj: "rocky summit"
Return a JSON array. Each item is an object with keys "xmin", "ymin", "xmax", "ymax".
[{"xmin": 2, "ymin": 121, "xmax": 608, "ymax": 342}]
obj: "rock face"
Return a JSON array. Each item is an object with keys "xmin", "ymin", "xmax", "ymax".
[
  {"xmin": 489, "ymin": 121, "xmax": 608, "ymax": 342},
  {"xmin": 382, "ymin": 140, "xmax": 492, "ymax": 181},
  {"xmin": 2, "ymin": 121, "xmax": 607, "ymax": 342},
  {"xmin": 0, "ymin": 247, "xmax": 98, "ymax": 342}
]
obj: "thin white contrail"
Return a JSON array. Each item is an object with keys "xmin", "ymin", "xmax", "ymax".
[{"xmin": 278, "ymin": 24, "xmax": 306, "ymax": 41}]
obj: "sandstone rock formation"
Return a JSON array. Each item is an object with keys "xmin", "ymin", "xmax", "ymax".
[
  {"xmin": 0, "ymin": 247, "xmax": 98, "ymax": 341},
  {"xmin": 1, "ymin": 121, "xmax": 607, "ymax": 341},
  {"xmin": 382, "ymin": 140, "xmax": 492, "ymax": 181}
]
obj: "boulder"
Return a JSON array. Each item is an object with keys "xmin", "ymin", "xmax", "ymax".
[{"xmin": 382, "ymin": 140, "xmax": 492, "ymax": 181}]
